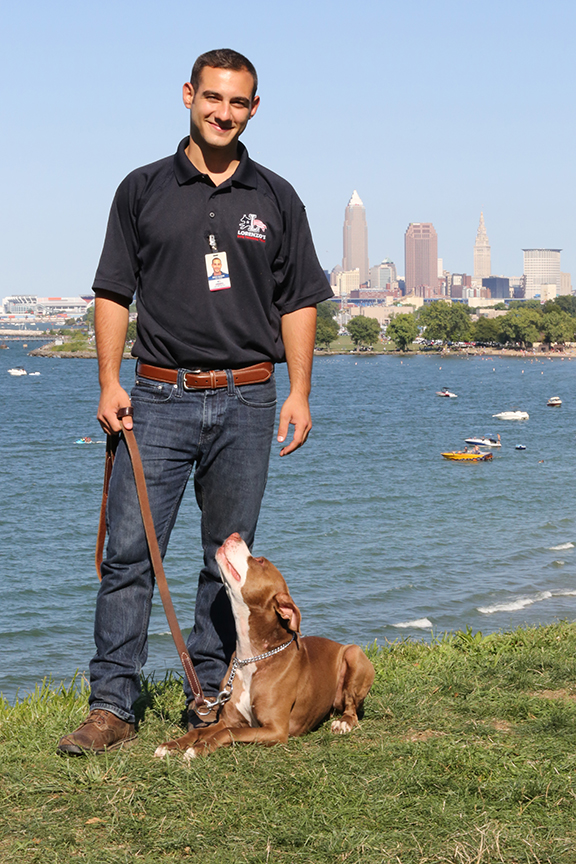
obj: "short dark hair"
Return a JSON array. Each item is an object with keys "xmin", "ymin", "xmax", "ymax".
[{"xmin": 190, "ymin": 49, "xmax": 258, "ymax": 99}]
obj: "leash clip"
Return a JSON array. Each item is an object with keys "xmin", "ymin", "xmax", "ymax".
[{"xmin": 197, "ymin": 688, "xmax": 233, "ymax": 714}]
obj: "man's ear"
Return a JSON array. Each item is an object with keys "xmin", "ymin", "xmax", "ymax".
[
  {"xmin": 274, "ymin": 592, "xmax": 301, "ymax": 634},
  {"xmin": 249, "ymin": 94, "xmax": 260, "ymax": 119},
  {"xmin": 182, "ymin": 82, "xmax": 194, "ymax": 109}
]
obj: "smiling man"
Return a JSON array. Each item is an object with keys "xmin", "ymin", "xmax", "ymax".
[{"xmin": 57, "ymin": 49, "xmax": 333, "ymax": 755}]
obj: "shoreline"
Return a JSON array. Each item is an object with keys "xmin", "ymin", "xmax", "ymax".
[{"xmin": 28, "ymin": 342, "xmax": 576, "ymax": 360}]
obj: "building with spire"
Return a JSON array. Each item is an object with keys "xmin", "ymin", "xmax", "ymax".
[
  {"xmin": 404, "ymin": 222, "xmax": 439, "ymax": 296},
  {"xmin": 343, "ymin": 191, "xmax": 369, "ymax": 286},
  {"xmin": 473, "ymin": 212, "xmax": 491, "ymax": 280}
]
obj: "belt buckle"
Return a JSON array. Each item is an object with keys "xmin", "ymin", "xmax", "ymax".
[{"xmin": 182, "ymin": 368, "xmax": 204, "ymax": 391}]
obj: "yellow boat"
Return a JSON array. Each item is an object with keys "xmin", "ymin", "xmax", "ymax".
[{"xmin": 441, "ymin": 452, "xmax": 493, "ymax": 462}]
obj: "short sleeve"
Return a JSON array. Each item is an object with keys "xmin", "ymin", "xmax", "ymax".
[
  {"xmin": 92, "ymin": 174, "xmax": 141, "ymax": 302},
  {"xmin": 272, "ymin": 195, "xmax": 333, "ymax": 314}
]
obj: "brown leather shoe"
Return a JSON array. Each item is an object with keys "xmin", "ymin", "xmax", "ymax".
[{"xmin": 57, "ymin": 709, "xmax": 137, "ymax": 756}]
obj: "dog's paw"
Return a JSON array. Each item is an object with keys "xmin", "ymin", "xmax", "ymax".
[
  {"xmin": 184, "ymin": 747, "xmax": 198, "ymax": 762},
  {"xmin": 154, "ymin": 744, "xmax": 170, "ymax": 758},
  {"xmin": 330, "ymin": 718, "xmax": 353, "ymax": 735}
]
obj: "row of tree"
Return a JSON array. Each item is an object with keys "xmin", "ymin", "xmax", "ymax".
[{"xmin": 315, "ymin": 297, "xmax": 576, "ymax": 352}]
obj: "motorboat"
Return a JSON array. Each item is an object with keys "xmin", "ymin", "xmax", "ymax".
[
  {"xmin": 515, "ymin": 445, "xmax": 527, "ymax": 450},
  {"xmin": 492, "ymin": 410, "xmax": 529, "ymax": 420},
  {"xmin": 7, "ymin": 367, "xmax": 27, "ymax": 376},
  {"xmin": 75, "ymin": 437, "xmax": 93, "ymax": 444},
  {"xmin": 547, "ymin": 396, "xmax": 562, "ymax": 407},
  {"xmin": 464, "ymin": 435, "xmax": 501, "ymax": 448},
  {"xmin": 28, "ymin": 371, "xmax": 41, "ymax": 376},
  {"xmin": 442, "ymin": 452, "xmax": 493, "ymax": 462},
  {"xmin": 436, "ymin": 387, "xmax": 457, "ymax": 398}
]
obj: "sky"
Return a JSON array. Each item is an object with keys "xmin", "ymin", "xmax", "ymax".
[{"xmin": 1, "ymin": 0, "xmax": 575, "ymax": 300}]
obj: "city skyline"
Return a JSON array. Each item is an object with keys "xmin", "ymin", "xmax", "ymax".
[{"xmin": 335, "ymin": 202, "xmax": 569, "ymax": 294}]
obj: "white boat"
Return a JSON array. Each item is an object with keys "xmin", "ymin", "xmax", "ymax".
[
  {"xmin": 547, "ymin": 396, "xmax": 562, "ymax": 407},
  {"xmin": 465, "ymin": 435, "xmax": 501, "ymax": 448},
  {"xmin": 436, "ymin": 388, "xmax": 457, "ymax": 398},
  {"xmin": 28, "ymin": 371, "xmax": 41, "ymax": 376},
  {"xmin": 7, "ymin": 367, "xmax": 27, "ymax": 376},
  {"xmin": 492, "ymin": 410, "xmax": 529, "ymax": 420}
]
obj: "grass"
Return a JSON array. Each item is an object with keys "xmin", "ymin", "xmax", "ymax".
[{"xmin": 1, "ymin": 622, "xmax": 576, "ymax": 863}]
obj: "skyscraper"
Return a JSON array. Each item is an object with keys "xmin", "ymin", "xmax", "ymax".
[
  {"xmin": 523, "ymin": 249, "xmax": 561, "ymax": 299},
  {"xmin": 474, "ymin": 212, "xmax": 491, "ymax": 280},
  {"xmin": 343, "ymin": 191, "xmax": 369, "ymax": 286},
  {"xmin": 404, "ymin": 223, "xmax": 438, "ymax": 295}
]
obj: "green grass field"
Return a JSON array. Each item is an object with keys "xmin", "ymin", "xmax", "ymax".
[{"xmin": 2, "ymin": 623, "xmax": 576, "ymax": 863}]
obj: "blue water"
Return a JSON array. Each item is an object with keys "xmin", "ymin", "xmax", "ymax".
[{"xmin": 1, "ymin": 342, "xmax": 575, "ymax": 702}]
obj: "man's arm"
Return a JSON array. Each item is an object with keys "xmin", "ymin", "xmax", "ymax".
[
  {"xmin": 94, "ymin": 291, "xmax": 133, "ymax": 434},
  {"xmin": 277, "ymin": 305, "xmax": 317, "ymax": 457}
]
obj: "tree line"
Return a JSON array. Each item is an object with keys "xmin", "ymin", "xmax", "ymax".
[{"xmin": 315, "ymin": 296, "xmax": 576, "ymax": 352}]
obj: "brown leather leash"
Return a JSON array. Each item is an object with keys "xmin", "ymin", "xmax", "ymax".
[{"xmin": 95, "ymin": 406, "xmax": 205, "ymax": 709}]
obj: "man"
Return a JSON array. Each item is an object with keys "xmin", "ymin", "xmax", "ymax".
[{"xmin": 57, "ymin": 49, "xmax": 332, "ymax": 755}]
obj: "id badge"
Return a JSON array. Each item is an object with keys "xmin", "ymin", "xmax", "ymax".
[{"xmin": 206, "ymin": 251, "xmax": 231, "ymax": 292}]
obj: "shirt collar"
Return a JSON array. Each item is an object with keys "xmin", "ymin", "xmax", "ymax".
[{"xmin": 173, "ymin": 138, "xmax": 258, "ymax": 189}]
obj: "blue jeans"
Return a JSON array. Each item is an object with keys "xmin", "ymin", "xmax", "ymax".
[{"xmin": 89, "ymin": 367, "xmax": 276, "ymax": 723}]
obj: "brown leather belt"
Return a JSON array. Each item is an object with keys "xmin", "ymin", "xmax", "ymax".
[{"xmin": 137, "ymin": 361, "xmax": 273, "ymax": 390}]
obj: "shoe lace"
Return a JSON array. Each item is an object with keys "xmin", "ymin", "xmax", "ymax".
[{"xmin": 78, "ymin": 710, "xmax": 109, "ymax": 730}]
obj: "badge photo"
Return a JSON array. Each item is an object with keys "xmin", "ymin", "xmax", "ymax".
[{"xmin": 206, "ymin": 252, "xmax": 231, "ymax": 292}]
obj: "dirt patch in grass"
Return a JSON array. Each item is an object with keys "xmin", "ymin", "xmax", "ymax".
[
  {"xmin": 401, "ymin": 728, "xmax": 445, "ymax": 742},
  {"xmin": 489, "ymin": 719, "xmax": 514, "ymax": 732},
  {"xmin": 530, "ymin": 688, "xmax": 576, "ymax": 701}
]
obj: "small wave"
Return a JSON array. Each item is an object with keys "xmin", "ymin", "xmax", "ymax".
[
  {"xmin": 548, "ymin": 542, "xmax": 574, "ymax": 551},
  {"xmin": 477, "ymin": 589, "xmax": 576, "ymax": 614},
  {"xmin": 478, "ymin": 591, "xmax": 552, "ymax": 614},
  {"xmin": 393, "ymin": 617, "xmax": 433, "ymax": 629}
]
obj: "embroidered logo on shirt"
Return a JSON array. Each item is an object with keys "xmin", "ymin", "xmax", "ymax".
[{"xmin": 237, "ymin": 213, "xmax": 267, "ymax": 242}]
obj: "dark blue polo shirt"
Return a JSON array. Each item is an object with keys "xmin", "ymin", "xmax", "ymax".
[{"xmin": 92, "ymin": 138, "xmax": 333, "ymax": 369}]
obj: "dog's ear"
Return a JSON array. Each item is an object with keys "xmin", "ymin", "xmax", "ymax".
[{"xmin": 274, "ymin": 592, "xmax": 301, "ymax": 634}]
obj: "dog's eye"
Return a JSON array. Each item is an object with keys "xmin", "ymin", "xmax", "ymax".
[{"xmin": 254, "ymin": 556, "xmax": 265, "ymax": 564}]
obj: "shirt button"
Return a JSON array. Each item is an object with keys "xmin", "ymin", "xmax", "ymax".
[{"xmin": 209, "ymin": 212, "xmax": 215, "ymax": 218}]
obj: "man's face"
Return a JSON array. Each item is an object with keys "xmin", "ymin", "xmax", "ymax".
[
  {"xmin": 183, "ymin": 66, "xmax": 259, "ymax": 151},
  {"xmin": 212, "ymin": 258, "xmax": 222, "ymax": 275}
]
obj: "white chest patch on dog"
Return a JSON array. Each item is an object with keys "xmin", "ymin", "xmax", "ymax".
[
  {"xmin": 235, "ymin": 666, "xmax": 256, "ymax": 726},
  {"xmin": 229, "ymin": 586, "xmax": 257, "ymax": 726}
]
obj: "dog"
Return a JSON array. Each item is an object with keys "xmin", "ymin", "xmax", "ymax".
[{"xmin": 155, "ymin": 533, "xmax": 374, "ymax": 759}]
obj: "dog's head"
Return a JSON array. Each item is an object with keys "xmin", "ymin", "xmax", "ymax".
[{"xmin": 216, "ymin": 533, "xmax": 301, "ymax": 635}]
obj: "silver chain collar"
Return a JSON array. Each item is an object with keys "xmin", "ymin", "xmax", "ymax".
[{"xmin": 196, "ymin": 633, "xmax": 297, "ymax": 715}]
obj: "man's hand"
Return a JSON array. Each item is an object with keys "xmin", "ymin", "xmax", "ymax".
[
  {"xmin": 94, "ymin": 293, "xmax": 132, "ymax": 435},
  {"xmin": 97, "ymin": 384, "xmax": 133, "ymax": 435},
  {"xmin": 277, "ymin": 391, "xmax": 312, "ymax": 456}
]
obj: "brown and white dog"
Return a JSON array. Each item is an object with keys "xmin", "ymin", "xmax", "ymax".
[{"xmin": 155, "ymin": 533, "xmax": 374, "ymax": 760}]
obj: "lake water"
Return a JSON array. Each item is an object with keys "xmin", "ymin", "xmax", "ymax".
[{"xmin": 1, "ymin": 342, "xmax": 575, "ymax": 702}]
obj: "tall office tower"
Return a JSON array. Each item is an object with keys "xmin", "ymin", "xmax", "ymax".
[
  {"xmin": 523, "ymin": 249, "xmax": 561, "ymax": 299},
  {"xmin": 343, "ymin": 191, "xmax": 369, "ymax": 286},
  {"xmin": 404, "ymin": 223, "xmax": 439, "ymax": 295},
  {"xmin": 473, "ymin": 212, "xmax": 491, "ymax": 279}
]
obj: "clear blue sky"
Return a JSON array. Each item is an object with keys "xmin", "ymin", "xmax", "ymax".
[{"xmin": 1, "ymin": 0, "xmax": 575, "ymax": 298}]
